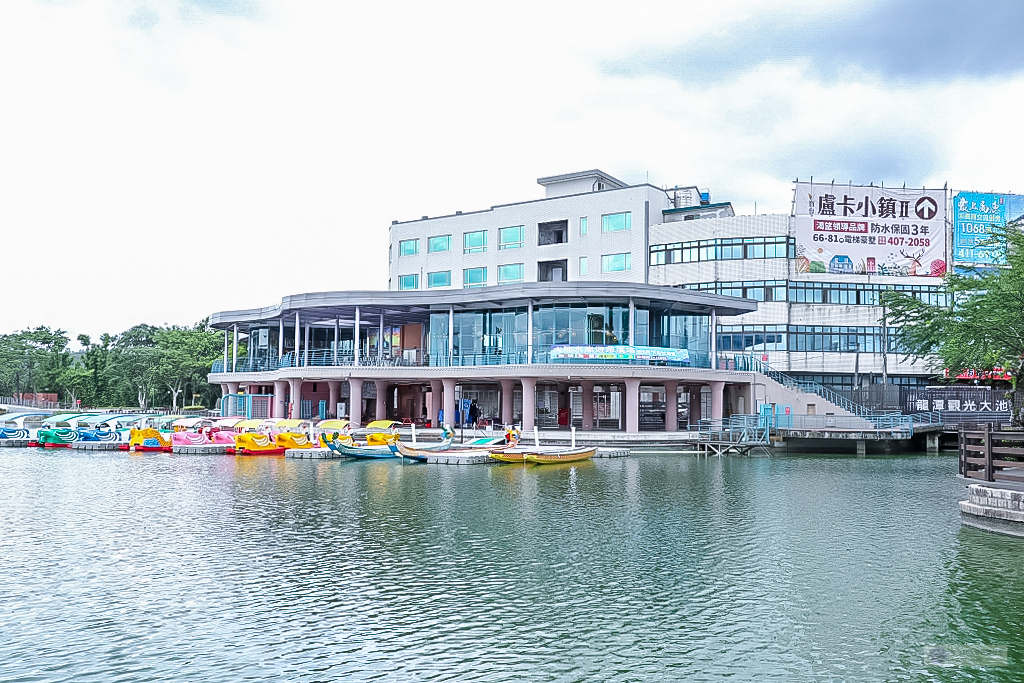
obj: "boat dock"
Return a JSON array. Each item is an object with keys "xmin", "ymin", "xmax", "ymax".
[
  {"xmin": 70, "ymin": 442, "xmax": 121, "ymax": 451},
  {"xmin": 0, "ymin": 439, "xmax": 29, "ymax": 448},
  {"xmin": 171, "ymin": 444, "xmax": 230, "ymax": 455},
  {"xmin": 285, "ymin": 446, "xmax": 630, "ymax": 463}
]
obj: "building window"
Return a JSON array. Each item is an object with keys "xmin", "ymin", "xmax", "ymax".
[
  {"xmin": 649, "ymin": 236, "xmax": 795, "ymax": 265},
  {"xmin": 579, "ymin": 256, "xmax": 588, "ymax": 275},
  {"xmin": 464, "ymin": 230, "xmax": 487, "ymax": 254},
  {"xmin": 498, "ymin": 226, "xmax": 524, "ymax": 250},
  {"xmin": 427, "ymin": 271, "xmax": 451, "ymax": 288},
  {"xmin": 538, "ymin": 259, "xmax": 567, "ymax": 282},
  {"xmin": 399, "ymin": 239, "xmax": 419, "ymax": 256},
  {"xmin": 463, "ymin": 267, "xmax": 487, "ymax": 288},
  {"xmin": 602, "ymin": 212, "xmax": 632, "ymax": 232},
  {"xmin": 498, "ymin": 263, "xmax": 524, "ymax": 283},
  {"xmin": 580, "ymin": 217, "xmax": 588, "ymax": 235},
  {"xmin": 398, "ymin": 274, "xmax": 419, "ymax": 290},
  {"xmin": 428, "ymin": 235, "xmax": 451, "ymax": 253},
  {"xmin": 538, "ymin": 220, "xmax": 568, "ymax": 245},
  {"xmin": 602, "ymin": 252, "xmax": 632, "ymax": 272}
]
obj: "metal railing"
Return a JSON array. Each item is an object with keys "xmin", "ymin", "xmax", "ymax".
[{"xmin": 697, "ymin": 416, "xmax": 770, "ymax": 444}]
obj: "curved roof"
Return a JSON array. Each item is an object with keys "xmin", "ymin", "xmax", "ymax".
[{"xmin": 210, "ymin": 282, "xmax": 756, "ymax": 330}]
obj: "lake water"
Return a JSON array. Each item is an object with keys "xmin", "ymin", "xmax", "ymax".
[{"xmin": 1, "ymin": 448, "xmax": 1021, "ymax": 681}]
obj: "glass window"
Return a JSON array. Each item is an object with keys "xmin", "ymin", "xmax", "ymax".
[
  {"xmin": 463, "ymin": 267, "xmax": 487, "ymax": 288},
  {"xmin": 498, "ymin": 226, "xmax": 523, "ymax": 250},
  {"xmin": 398, "ymin": 274, "xmax": 419, "ymax": 290},
  {"xmin": 580, "ymin": 217, "xmax": 588, "ymax": 235},
  {"xmin": 428, "ymin": 235, "xmax": 451, "ymax": 253},
  {"xmin": 601, "ymin": 212, "xmax": 632, "ymax": 232},
  {"xmin": 579, "ymin": 256, "xmax": 588, "ymax": 275},
  {"xmin": 399, "ymin": 239, "xmax": 419, "ymax": 256},
  {"xmin": 427, "ymin": 271, "xmax": 451, "ymax": 288},
  {"xmin": 601, "ymin": 252, "xmax": 632, "ymax": 272},
  {"xmin": 498, "ymin": 263, "xmax": 524, "ymax": 283},
  {"xmin": 463, "ymin": 230, "xmax": 487, "ymax": 254}
]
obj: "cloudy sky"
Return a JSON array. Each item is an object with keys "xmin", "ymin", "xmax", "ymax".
[{"xmin": 4, "ymin": 0, "xmax": 1024, "ymax": 344}]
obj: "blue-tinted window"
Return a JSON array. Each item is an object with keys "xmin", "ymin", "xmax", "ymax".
[
  {"xmin": 580, "ymin": 217, "xmax": 588, "ymax": 235},
  {"xmin": 601, "ymin": 253, "xmax": 632, "ymax": 272},
  {"xmin": 427, "ymin": 271, "xmax": 451, "ymax": 288},
  {"xmin": 464, "ymin": 230, "xmax": 487, "ymax": 254},
  {"xmin": 602, "ymin": 212, "xmax": 632, "ymax": 232},
  {"xmin": 463, "ymin": 267, "xmax": 487, "ymax": 288},
  {"xmin": 399, "ymin": 239, "xmax": 419, "ymax": 256},
  {"xmin": 498, "ymin": 226, "xmax": 523, "ymax": 250},
  {"xmin": 428, "ymin": 235, "xmax": 451, "ymax": 253},
  {"xmin": 398, "ymin": 274, "xmax": 419, "ymax": 290},
  {"xmin": 498, "ymin": 263, "xmax": 524, "ymax": 283}
]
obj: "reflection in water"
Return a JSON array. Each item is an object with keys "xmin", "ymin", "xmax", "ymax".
[{"xmin": 0, "ymin": 450, "xmax": 1018, "ymax": 681}]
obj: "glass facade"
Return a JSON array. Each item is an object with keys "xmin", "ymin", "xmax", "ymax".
[
  {"xmin": 717, "ymin": 325, "xmax": 900, "ymax": 353},
  {"xmin": 682, "ymin": 280, "xmax": 950, "ymax": 306},
  {"xmin": 650, "ymin": 236, "xmax": 796, "ymax": 265}
]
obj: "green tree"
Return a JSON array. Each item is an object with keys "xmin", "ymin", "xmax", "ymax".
[
  {"xmin": 153, "ymin": 320, "xmax": 223, "ymax": 411},
  {"xmin": 78, "ymin": 333, "xmax": 114, "ymax": 406},
  {"xmin": 883, "ymin": 224, "xmax": 1024, "ymax": 423},
  {"xmin": 109, "ymin": 324, "xmax": 162, "ymax": 409}
]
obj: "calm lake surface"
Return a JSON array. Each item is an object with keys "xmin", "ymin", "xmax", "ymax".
[{"xmin": 1, "ymin": 448, "xmax": 1021, "ymax": 682}]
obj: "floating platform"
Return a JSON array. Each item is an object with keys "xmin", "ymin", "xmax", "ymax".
[
  {"xmin": 424, "ymin": 452, "xmax": 495, "ymax": 465},
  {"xmin": 172, "ymin": 444, "xmax": 230, "ymax": 455},
  {"xmin": 70, "ymin": 442, "xmax": 121, "ymax": 451},
  {"xmin": 0, "ymin": 439, "xmax": 29, "ymax": 448},
  {"xmin": 594, "ymin": 447, "xmax": 629, "ymax": 458},
  {"xmin": 285, "ymin": 448, "xmax": 340, "ymax": 459}
]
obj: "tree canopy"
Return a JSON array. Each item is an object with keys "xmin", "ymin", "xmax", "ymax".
[{"xmin": 883, "ymin": 224, "xmax": 1024, "ymax": 421}]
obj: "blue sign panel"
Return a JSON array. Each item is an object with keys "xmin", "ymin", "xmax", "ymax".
[{"xmin": 952, "ymin": 191, "xmax": 1024, "ymax": 264}]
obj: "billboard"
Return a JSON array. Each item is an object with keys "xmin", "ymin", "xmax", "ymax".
[
  {"xmin": 550, "ymin": 345, "xmax": 690, "ymax": 363},
  {"xmin": 901, "ymin": 387, "xmax": 1011, "ymax": 415},
  {"xmin": 951, "ymin": 191, "xmax": 1024, "ymax": 265},
  {"xmin": 794, "ymin": 182, "xmax": 947, "ymax": 277}
]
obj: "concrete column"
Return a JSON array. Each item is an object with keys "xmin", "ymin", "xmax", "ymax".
[
  {"xmin": 527, "ymin": 301, "xmax": 534, "ymax": 363},
  {"xmin": 354, "ymin": 307, "xmax": 361, "ymax": 366},
  {"xmin": 294, "ymin": 312, "xmax": 301, "ymax": 367},
  {"xmin": 429, "ymin": 380, "xmax": 443, "ymax": 426},
  {"xmin": 334, "ymin": 319, "xmax": 339, "ymax": 365},
  {"xmin": 856, "ymin": 440, "xmax": 867, "ymax": 457},
  {"xmin": 288, "ymin": 378, "xmax": 302, "ymax": 419},
  {"xmin": 927, "ymin": 432, "xmax": 939, "ymax": 454},
  {"xmin": 442, "ymin": 378, "xmax": 457, "ymax": 429},
  {"xmin": 222, "ymin": 331, "xmax": 228, "ymax": 372},
  {"xmin": 348, "ymin": 379, "xmax": 363, "ymax": 424},
  {"xmin": 303, "ymin": 322, "xmax": 310, "ymax": 367},
  {"xmin": 232, "ymin": 325, "xmax": 238, "ymax": 372},
  {"xmin": 379, "ymin": 313, "xmax": 385, "ymax": 361},
  {"xmin": 521, "ymin": 378, "xmax": 536, "ymax": 432},
  {"xmin": 628, "ymin": 298, "xmax": 635, "ymax": 345},
  {"xmin": 375, "ymin": 380, "xmax": 388, "ymax": 421},
  {"xmin": 624, "ymin": 377, "xmax": 641, "ymax": 434},
  {"xmin": 500, "ymin": 379, "xmax": 515, "ymax": 426},
  {"xmin": 226, "ymin": 381, "xmax": 240, "ymax": 395},
  {"xmin": 581, "ymin": 381, "xmax": 595, "ymax": 431},
  {"xmin": 278, "ymin": 318, "xmax": 284, "ymax": 359},
  {"xmin": 688, "ymin": 386, "xmax": 702, "ymax": 426},
  {"xmin": 710, "ymin": 381, "xmax": 725, "ymax": 421},
  {"xmin": 273, "ymin": 380, "xmax": 287, "ymax": 418},
  {"xmin": 328, "ymin": 380, "xmax": 341, "ymax": 418},
  {"xmin": 664, "ymin": 380, "xmax": 678, "ymax": 432},
  {"xmin": 219, "ymin": 383, "xmax": 229, "ymax": 398},
  {"xmin": 448, "ymin": 306, "xmax": 454, "ymax": 363}
]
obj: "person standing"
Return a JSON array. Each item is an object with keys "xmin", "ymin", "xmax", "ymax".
[{"xmin": 468, "ymin": 400, "xmax": 480, "ymax": 429}]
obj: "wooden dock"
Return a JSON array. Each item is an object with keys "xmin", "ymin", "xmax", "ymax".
[{"xmin": 172, "ymin": 444, "xmax": 230, "ymax": 455}]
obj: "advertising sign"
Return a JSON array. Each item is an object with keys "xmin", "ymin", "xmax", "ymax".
[
  {"xmin": 550, "ymin": 345, "xmax": 690, "ymax": 363},
  {"xmin": 951, "ymin": 191, "xmax": 1024, "ymax": 265},
  {"xmin": 794, "ymin": 182, "xmax": 947, "ymax": 277}
]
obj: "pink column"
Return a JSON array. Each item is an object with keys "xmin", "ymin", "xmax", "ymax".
[
  {"xmin": 710, "ymin": 381, "xmax": 725, "ymax": 421},
  {"xmin": 288, "ymin": 378, "xmax": 302, "ymax": 419},
  {"xmin": 500, "ymin": 379, "xmax": 515, "ymax": 426},
  {"xmin": 581, "ymin": 381, "xmax": 595, "ymax": 431},
  {"xmin": 429, "ymin": 380, "xmax": 443, "ymax": 427},
  {"xmin": 624, "ymin": 377, "xmax": 641, "ymax": 434},
  {"xmin": 273, "ymin": 380, "xmax": 287, "ymax": 418},
  {"xmin": 349, "ymin": 379, "xmax": 363, "ymax": 425},
  {"xmin": 226, "ymin": 382, "xmax": 240, "ymax": 395},
  {"xmin": 220, "ymin": 383, "xmax": 229, "ymax": 397},
  {"xmin": 521, "ymin": 378, "xmax": 536, "ymax": 432},
  {"xmin": 442, "ymin": 378, "xmax": 457, "ymax": 429},
  {"xmin": 664, "ymin": 380, "xmax": 678, "ymax": 432},
  {"xmin": 375, "ymin": 380, "xmax": 388, "ymax": 421},
  {"xmin": 328, "ymin": 381, "xmax": 341, "ymax": 418}
]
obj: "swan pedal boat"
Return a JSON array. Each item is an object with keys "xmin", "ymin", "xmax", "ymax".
[{"xmin": 322, "ymin": 424, "xmax": 454, "ymax": 459}]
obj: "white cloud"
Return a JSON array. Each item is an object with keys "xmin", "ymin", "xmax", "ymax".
[{"xmin": 1, "ymin": 0, "xmax": 1022, "ymax": 346}]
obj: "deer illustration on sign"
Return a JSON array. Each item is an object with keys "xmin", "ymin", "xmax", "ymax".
[{"xmin": 900, "ymin": 249, "xmax": 925, "ymax": 276}]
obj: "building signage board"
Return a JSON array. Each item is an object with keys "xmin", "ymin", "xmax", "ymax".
[
  {"xmin": 951, "ymin": 191, "xmax": 1024, "ymax": 265},
  {"xmin": 901, "ymin": 387, "xmax": 1011, "ymax": 414},
  {"xmin": 794, "ymin": 182, "xmax": 947, "ymax": 277},
  {"xmin": 550, "ymin": 345, "xmax": 690, "ymax": 363}
]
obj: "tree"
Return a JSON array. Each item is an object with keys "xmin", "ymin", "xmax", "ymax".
[
  {"xmin": 882, "ymin": 224, "xmax": 1024, "ymax": 424},
  {"xmin": 109, "ymin": 324, "xmax": 162, "ymax": 409},
  {"xmin": 152, "ymin": 321, "xmax": 222, "ymax": 411}
]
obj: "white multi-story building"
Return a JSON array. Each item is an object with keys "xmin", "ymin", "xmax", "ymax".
[{"xmin": 390, "ymin": 170, "xmax": 941, "ymax": 391}]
